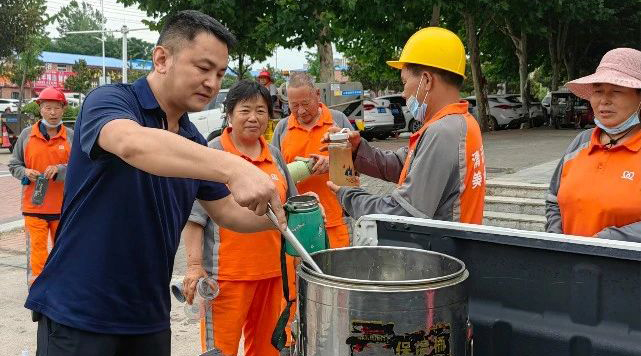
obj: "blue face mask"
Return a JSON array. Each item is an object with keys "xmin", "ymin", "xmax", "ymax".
[
  {"xmin": 41, "ymin": 118, "xmax": 62, "ymax": 128},
  {"xmin": 407, "ymin": 75, "xmax": 429, "ymax": 122},
  {"xmin": 594, "ymin": 102, "xmax": 641, "ymax": 135}
]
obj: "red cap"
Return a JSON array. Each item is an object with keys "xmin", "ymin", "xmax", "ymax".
[
  {"xmin": 258, "ymin": 70, "xmax": 271, "ymax": 79},
  {"xmin": 37, "ymin": 87, "xmax": 67, "ymax": 106}
]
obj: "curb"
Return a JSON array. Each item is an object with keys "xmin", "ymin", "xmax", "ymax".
[{"xmin": 0, "ymin": 219, "xmax": 24, "ymax": 234}]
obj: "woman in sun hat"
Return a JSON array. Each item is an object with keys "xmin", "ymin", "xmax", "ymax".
[{"xmin": 545, "ymin": 48, "xmax": 641, "ymax": 241}]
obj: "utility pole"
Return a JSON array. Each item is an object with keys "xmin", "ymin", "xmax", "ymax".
[
  {"xmin": 101, "ymin": 0, "xmax": 106, "ymax": 84},
  {"xmin": 122, "ymin": 25, "xmax": 128, "ymax": 83},
  {"xmin": 63, "ymin": 27, "xmax": 147, "ymax": 84}
]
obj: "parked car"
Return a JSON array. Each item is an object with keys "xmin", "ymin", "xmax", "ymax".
[
  {"xmin": 549, "ymin": 89, "xmax": 594, "ymax": 129},
  {"xmin": 465, "ymin": 95, "xmax": 523, "ymax": 130},
  {"xmin": 376, "ymin": 94, "xmax": 421, "ymax": 133},
  {"xmin": 0, "ymin": 99, "xmax": 18, "ymax": 113},
  {"xmin": 466, "ymin": 97, "xmax": 479, "ymax": 119},
  {"xmin": 361, "ymin": 98, "xmax": 395, "ymax": 141},
  {"xmin": 188, "ymin": 89, "xmax": 228, "ymax": 141},
  {"xmin": 504, "ymin": 94, "xmax": 546, "ymax": 127}
]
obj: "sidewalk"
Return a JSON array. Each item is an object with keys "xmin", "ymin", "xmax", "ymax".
[
  {"xmin": 0, "ymin": 165, "xmax": 22, "ymax": 225},
  {"xmin": 0, "ymin": 228, "xmax": 202, "ymax": 356},
  {"xmin": 489, "ymin": 159, "xmax": 558, "ymax": 185}
]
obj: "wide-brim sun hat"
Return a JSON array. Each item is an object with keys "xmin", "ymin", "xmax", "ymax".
[{"xmin": 566, "ymin": 48, "xmax": 641, "ymax": 100}]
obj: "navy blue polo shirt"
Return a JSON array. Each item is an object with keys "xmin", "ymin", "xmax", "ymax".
[{"xmin": 25, "ymin": 78, "xmax": 230, "ymax": 334}]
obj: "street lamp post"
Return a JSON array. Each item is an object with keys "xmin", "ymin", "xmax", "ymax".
[
  {"xmin": 122, "ymin": 25, "xmax": 128, "ymax": 83},
  {"xmin": 62, "ymin": 26, "xmax": 147, "ymax": 84},
  {"xmin": 101, "ymin": 0, "xmax": 106, "ymax": 84}
]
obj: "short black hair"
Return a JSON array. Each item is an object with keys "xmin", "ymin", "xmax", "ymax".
[
  {"xmin": 157, "ymin": 10, "xmax": 237, "ymax": 51},
  {"xmin": 405, "ymin": 63, "xmax": 464, "ymax": 89},
  {"xmin": 225, "ymin": 80, "xmax": 274, "ymax": 119}
]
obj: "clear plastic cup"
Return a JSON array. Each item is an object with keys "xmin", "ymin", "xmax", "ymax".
[{"xmin": 184, "ymin": 276, "xmax": 219, "ymax": 322}]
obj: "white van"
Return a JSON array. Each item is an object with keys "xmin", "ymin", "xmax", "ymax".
[{"xmin": 188, "ymin": 89, "xmax": 228, "ymax": 141}]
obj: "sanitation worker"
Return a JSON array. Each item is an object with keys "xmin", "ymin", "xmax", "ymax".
[
  {"xmin": 8, "ymin": 86, "xmax": 73, "ymax": 286},
  {"xmin": 323, "ymin": 27, "xmax": 486, "ymax": 245}
]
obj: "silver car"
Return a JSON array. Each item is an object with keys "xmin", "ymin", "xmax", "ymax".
[{"xmin": 465, "ymin": 95, "xmax": 523, "ymax": 130}]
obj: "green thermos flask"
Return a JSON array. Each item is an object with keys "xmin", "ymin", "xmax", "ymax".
[{"xmin": 284, "ymin": 195, "xmax": 328, "ymax": 257}]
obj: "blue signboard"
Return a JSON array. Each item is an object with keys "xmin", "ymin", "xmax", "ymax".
[{"xmin": 341, "ymin": 90, "xmax": 363, "ymax": 96}]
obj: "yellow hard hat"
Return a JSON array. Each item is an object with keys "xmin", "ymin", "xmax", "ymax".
[{"xmin": 387, "ymin": 27, "xmax": 466, "ymax": 78}]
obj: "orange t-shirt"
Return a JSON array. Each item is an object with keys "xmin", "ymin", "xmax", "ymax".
[
  {"xmin": 216, "ymin": 128, "xmax": 288, "ymax": 280},
  {"xmin": 557, "ymin": 128, "xmax": 641, "ymax": 237},
  {"xmin": 279, "ymin": 104, "xmax": 346, "ymax": 228}
]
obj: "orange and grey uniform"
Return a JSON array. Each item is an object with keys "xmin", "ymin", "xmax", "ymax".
[
  {"xmin": 188, "ymin": 128, "xmax": 297, "ymax": 355},
  {"xmin": 7, "ymin": 122, "xmax": 73, "ymax": 285},
  {"xmin": 338, "ymin": 101, "xmax": 486, "ymax": 223},
  {"xmin": 546, "ymin": 128, "xmax": 641, "ymax": 240},
  {"xmin": 272, "ymin": 104, "xmax": 354, "ymax": 248}
]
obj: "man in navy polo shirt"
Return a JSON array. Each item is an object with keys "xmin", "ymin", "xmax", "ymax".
[{"xmin": 25, "ymin": 10, "xmax": 286, "ymax": 356}]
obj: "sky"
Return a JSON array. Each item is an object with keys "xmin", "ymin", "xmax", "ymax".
[{"xmin": 44, "ymin": 0, "xmax": 342, "ymax": 71}]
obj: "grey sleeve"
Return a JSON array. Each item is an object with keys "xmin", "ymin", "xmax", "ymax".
[
  {"xmin": 189, "ymin": 200, "xmax": 210, "ymax": 227},
  {"xmin": 545, "ymin": 157, "xmax": 564, "ymax": 234},
  {"xmin": 7, "ymin": 128, "xmax": 31, "ymax": 181},
  {"xmin": 55, "ymin": 127, "xmax": 74, "ymax": 182},
  {"xmin": 337, "ymin": 187, "xmax": 412, "ymax": 220},
  {"xmin": 338, "ymin": 121, "xmax": 459, "ymax": 220},
  {"xmin": 331, "ymin": 110, "xmax": 355, "ymax": 130},
  {"xmin": 270, "ymin": 145, "xmax": 299, "ymax": 199},
  {"xmin": 188, "ymin": 138, "xmax": 224, "ymax": 226},
  {"xmin": 596, "ymin": 222, "xmax": 641, "ymax": 243},
  {"xmin": 353, "ymin": 139, "xmax": 408, "ymax": 182},
  {"xmin": 271, "ymin": 119, "xmax": 287, "ymax": 152}
]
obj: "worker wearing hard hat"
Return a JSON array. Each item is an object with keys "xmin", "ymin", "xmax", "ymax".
[
  {"xmin": 325, "ymin": 27, "xmax": 486, "ymax": 237},
  {"xmin": 8, "ymin": 87, "xmax": 74, "ymax": 286},
  {"xmin": 258, "ymin": 70, "xmax": 282, "ymax": 118}
]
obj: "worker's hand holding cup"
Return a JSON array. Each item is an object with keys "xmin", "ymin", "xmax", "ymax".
[
  {"xmin": 309, "ymin": 154, "xmax": 329, "ymax": 175},
  {"xmin": 183, "ymin": 263, "xmax": 208, "ymax": 305},
  {"xmin": 320, "ymin": 126, "xmax": 362, "ymax": 154}
]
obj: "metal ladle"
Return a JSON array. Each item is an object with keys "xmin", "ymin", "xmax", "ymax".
[{"xmin": 266, "ymin": 204, "xmax": 324, "ymax": 274}]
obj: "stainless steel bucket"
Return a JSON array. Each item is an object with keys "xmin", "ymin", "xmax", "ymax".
[{"xmin": 296, "ymin": 246, "xmax": 470, "ymax": 356}]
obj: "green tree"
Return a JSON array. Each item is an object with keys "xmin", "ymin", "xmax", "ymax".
[
  {"xmin": 127, "ymin": 38, "xmax": 154, "ymax": 60},
  {"xmin": 0, "ymin": 0, "xmax": 48, "ymax": 60},
  {"xmin": 64, "ymin": 60, "xmax": 96, "ymax": 95},
  {"xmin": 221, "ymin": 74, "xmax": 238, "ymax": 89},
  {"xmin": 335, "ymin": 0, "xmax": 427, "ymax": 92},
  {"xmin": 494, "ymin": 0, "xmax": 546, "ymax": 127},
  {"xmin": 450, "ymin": 0, "xmax": 499, "ymax": 132},
  {"xmin": 120, "ymin": 0, "xmax": 279, "ymax": 80},
  {"xmin": 46, "ymin": 1, "xmax": 115, "ymax": 57},
  {"xmin": 272, "ymin": 0, "xmax": 347, "ymax": 82},
  {"xmin": 304, "ymin": 51, "xmax": 320, "ymax": 81},
  {"xmin": 0, "ymin": 34, "xmax": 47, "ymax": 112},
  {"xmin": 127, "ymin": 69, "xmax": 150, "ymax": 82}
]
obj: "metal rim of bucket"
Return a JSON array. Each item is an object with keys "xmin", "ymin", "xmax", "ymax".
[{"xmin": 299, "ymin": 246, "xmax": 467, "ymax": 286}]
